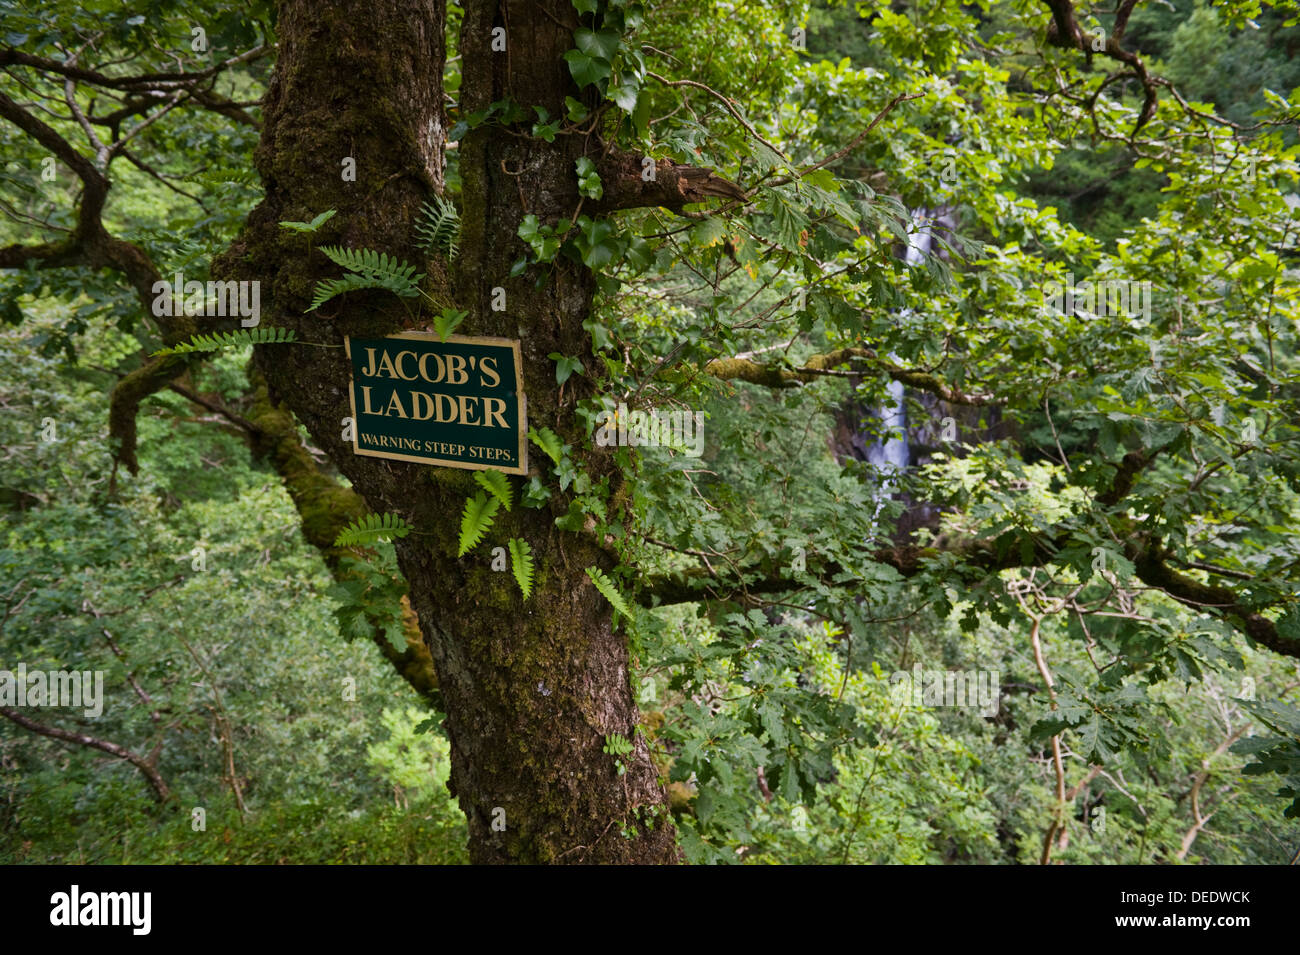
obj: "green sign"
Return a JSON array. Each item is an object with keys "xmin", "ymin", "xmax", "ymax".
[{"xmin": 344, "ymin": 332, "xmax": 527, "ymax": 474}]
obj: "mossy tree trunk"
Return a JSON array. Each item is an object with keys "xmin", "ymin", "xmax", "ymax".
[{"xmin": 219, "ymin": 0, "xmax": 678, "ymax": 863}]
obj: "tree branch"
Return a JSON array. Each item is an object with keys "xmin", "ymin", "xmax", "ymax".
[
  {"xmin": 640, "ymin": 488, "xmax": 1300, "ymax": 660},
  {"xmin": 593, "ymin": 150, "xmax": 747, "ymax": 214},
  {"xmin": 1041, "ymin": 0, "xmax": 1158, "ymax": 132},
  {"xmin": 244, "ymin": 369, "xmax": 441, "ymax": 704},
  {"xmin": 0, "ymin": 87, "xmax": 199, "ymax": 473},
  {"xmin": 703, "ymin": 346, "xmax": 998, "ymax": 405},
  {"xmin": 0, "ymin": 705, "xmax": 171, "ymax": 802},
  {"xmin": 0, "ymin": 44, "xmax": 271, "ymax": 93}
]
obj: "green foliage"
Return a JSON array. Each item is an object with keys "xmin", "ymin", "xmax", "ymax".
[
  {"xmin": 278, "ymin": 209, "xmax": 337, "ymax": 233},
  {"xmin": 528, "ymin": 426, "xmax": 565, "ymax": 465},
  {"xmin": 518, "ymin": 214, "xmax": 562, "ymax": 262},
  {"xmin": 576, "ymin": 156, "xmax": 603, "ymax": 199},
  {"xmin": 434, "ymin": 307, "xmax": 467, "ymax": 341},
  {"xmin": 1235, "ymin": 699, "xmax": 1300, "ymax": 817},
  {"xmin": 333, "ymin": 512, "xmax": 413, "ymax": 548},
  {"xmin": 548, "ymin": 352, "xmax": 584, "ymax": 385},
  {"xmin": 415, "ymin": 196, "xmax": 460, "ymax": 258},
  {"xmin": 507, "ymin": 537, "xmax": 534, "ymax": 599},
  {"xmin": 585, "ymin": 566, "xmax": 631, "ymax": 618},
  {"xmin": 7, "ymin": 0, "xmax": 1300, "ymax": 867},
  {"xmin": 603, "ymin": 732, "xmax": 633, "ymax": 775},
  {"xmin": 152, "ymin": 326, "xmax": 296, "ymax": 356},
  {"xmin": 0, "ymin": 313, "xmax": 464, "ymax": 865},
  {"xmin": 4, "ymin": 798, "xmax": 467, "ymax": 865},
  {"xmin": 330, "ymin": 545, "xmax": 409, "ymax": 648},
  {"xmin": 308, "ymin": 246, "xmax": 421, "ymax": 311},
  {"xmin": 473, "ymin": 470, "xmax": 513, "ymax": 511},
  {"xmin": 366, "ymin": 706, "xmax": 454, "ymax": 799},
  {"xmin": 457, "ymin": 491, "xmax": 500, "ymax": 556}
]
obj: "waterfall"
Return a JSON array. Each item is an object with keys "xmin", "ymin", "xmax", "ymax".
[{"xmin": 867, "ymin": 209, "xmax": 936, "ymax": 493}]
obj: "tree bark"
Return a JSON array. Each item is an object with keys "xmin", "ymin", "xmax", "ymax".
[{"xmin": 219, "ymin": 0, "xmax": 677, "ymax": 863}]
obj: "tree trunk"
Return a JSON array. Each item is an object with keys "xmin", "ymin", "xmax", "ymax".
[{"xmin": 219, "ymin": 0, "xmax": 677, "ymax": 863}]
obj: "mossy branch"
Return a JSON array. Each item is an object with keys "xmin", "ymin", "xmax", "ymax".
[
  {"xmin": 245, "ymin": 369, "xmax": 440, "ymax": 703},
  {"xmin": 703, "ymin": 347, "xmax": 997, "ymax": 406}
]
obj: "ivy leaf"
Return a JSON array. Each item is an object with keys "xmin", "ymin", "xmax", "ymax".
[
  {"xmin": 518, "ymin": 214, "xmax": 560, "ymax": 261},
  {"xmin": 624, "ymin": 236, "xmax": 654, "ymax": 272},
  {"xmin": 583, "ymin": 315, "xmax": 612, "ymax": 350},
  {"xmin": 548, "ymin": 352, "xmax": 584, "ymax": 385},
  {"xmin": 573, "ymin": 28, "xmax": 621, "ymax": 60},
  {"xmin": 575, "ymin": 156, "xmax": 603, "ymax": 199},
  {"xmin": 631, "ymin": 93, "xmax": 651, "ymax": 140},
  {"xmin": 608, "ymin": 79, "xmax": 638, "ymax": 113},
  {"xmin": 565, "ymin": 96, "xmax": 589, "ymax": 122},
  {"xmin": 564, "ymin": 49, "xmax": 610, "ymax": 88}
]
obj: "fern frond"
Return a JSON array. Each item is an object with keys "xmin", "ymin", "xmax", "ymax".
[
  {"xmin": 457, "ymin": 491, "xmax": 500, "ymax": 556},
  {"xmin": 586, "ymin": 566, "xmax": 632, "ymax": 618},
  {"xmin": 474, "ymin": 470, "xmax": 512, "ymax": 511},
  {"xmin": 415, "ymin": 196, "xmax": 460, "ymax": 258},
  {"xmin": 308, "ymin": 246, "xmax": 422, "ymax": 311},
  {"xmin": 334, "ymin": 513, "xmax": 413, "ymax": 548},
  {"xmin": 152, "ymin": 326, "xmax": 296, "ymax": 356},
  {"xmin": 529, "ymin": 426, "xmax": 564, "ymax": 465},
  {"xmin": 434, "ymin": 307, "xmax": 467, "ymax": 342},
  {"xmin": 308, "ymin": 271, "xmax": 420, "ymax": 311},
  {"xmin": 184, "ymin": 167, "xmax": 259, "ymax": 187},
  {"xmin": 318, "ymin": 245, "xmax": 420, "ymax": 282},
  {"xmin": 279, "ymin": 209, "xmax": 337, "ymax": 234},
  {"xmin": 508, "ymin": 538, "xmax": 534, "ymax": 599}
]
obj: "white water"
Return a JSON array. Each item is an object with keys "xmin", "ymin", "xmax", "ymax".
[{"xmin": 867, "ymin": 209, "xmax": 935, "ymax": 508}]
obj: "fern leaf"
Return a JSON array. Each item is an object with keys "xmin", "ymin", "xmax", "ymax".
[
  {"xmin": 308, "ymin": 246, "xmax": 421, "ymax": 310},
  {"xmin": 508, "ymin": 538, "xmax": 534, "ymax": 599},
  {"xmin": 308, "ymin": 209, "xmax": 337, "ymax": 230},
  {"xmin": 586, "ymin": 566, "xmax": 632, "ymax": 618},
  {"xmin": 333, "ymin": 513, "xmax": 413, "ymax": 548},
  {"xmin": 529, "ymin": 426, "xmax": 564, "ymax": 465},
  {"xmin": 308, "ymin": 273, "xmax": 406, "ymax": 311},
  {"xmin": 308, "ymin": 271, "xmax": 421, "ymax": 311},
  {"xmin": 184, "ymin": 167, "xmax": 259, "ymax": 187},
  {"xmin": 474, "ymin": 470, "xmax": 512, "ymax": 511},
  {"xmin": 458, "ymin": 491, "xmax": 500, "ymax": 556},
  {"xmin": 318, "ymin": 245, "xmax": 418, "ymax": 281},
  {"xmin": 434, "ymin": 307, "xmax": 468, "ymax": 342},
  {"xmin": 152, "ymin": 326, "xmax": 296, "ymax": 356},
  {"xmin": 279, "ymin": 209, "xmax": 337, "ymax": 233},
  {"xmin": 415, "ymin": 196, "xmax": 460, "ymax": 258}
]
